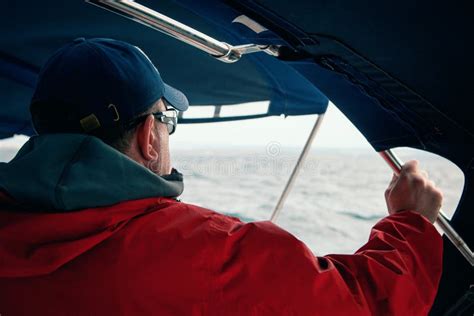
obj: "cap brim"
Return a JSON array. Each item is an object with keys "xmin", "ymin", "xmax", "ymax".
[{"xmin": 162, "ymin": 83, "xmax": 189, "ymax": 111}]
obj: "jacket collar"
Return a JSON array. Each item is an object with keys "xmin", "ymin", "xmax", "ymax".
[{"xmin": 0, "ymin": 134, "xmax": 184, "ymax": 212}]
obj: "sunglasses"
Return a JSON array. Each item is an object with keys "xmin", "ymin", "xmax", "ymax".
[
  {"xmin": 151, "ymin": 108, "xmax": 178, "ymax": 135},
  {"xmin": 128, "ymin": 107, "xmax": 178, "ymax": 135}
]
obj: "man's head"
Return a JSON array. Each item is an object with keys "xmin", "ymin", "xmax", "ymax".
[
  {"xmin": 114, "ymin": 98, "xmax": 174, "ymax": 175},
  {"xmin": 30, "ymin": 38, "xmax": 188, "ymax": 175}
]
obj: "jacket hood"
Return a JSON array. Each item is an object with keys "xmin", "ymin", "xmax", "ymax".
[{"xmin": 0, "ymin": 134, "xmax": 183, "ymax": 211}]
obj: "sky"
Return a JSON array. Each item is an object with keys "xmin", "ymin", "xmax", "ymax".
[
  {"xmin": 172, "ymin": 102, "xmax": 369, "ymax": 149},
  {"xmin": 0, "ymin": 102, "xmax": 371, "ymax": 150}
]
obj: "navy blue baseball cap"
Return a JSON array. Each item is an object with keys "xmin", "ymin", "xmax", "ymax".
[{"xmin": 30, "ymin": 37, "xmax": 188, "ymax": 137}]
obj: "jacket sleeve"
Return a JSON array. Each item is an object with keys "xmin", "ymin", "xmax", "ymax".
[
  {"xmin": 324, "ymin": 211, "xmax": 443, "ymax": 315},
  {"xmin": 214, "ymin": 210, "xmax": 443, "ymax": 315}
]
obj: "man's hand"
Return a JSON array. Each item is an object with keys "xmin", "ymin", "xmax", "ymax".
[{"xmin": 384, "ymin": 160, "xmax": 443, "ymax": 223}]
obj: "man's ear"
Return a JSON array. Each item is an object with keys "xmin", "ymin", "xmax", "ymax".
[{"xmin": 135, "ymin": 115, "xmax": 159, "ymax": 161}]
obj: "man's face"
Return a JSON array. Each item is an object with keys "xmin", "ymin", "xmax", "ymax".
[
  {"xmin": 147, "ymin": 99, "xmax": 171, "ymax": 175},
  {"xmin": 125, "ymin": 98, "xmax": 175, "ymax": 176}
]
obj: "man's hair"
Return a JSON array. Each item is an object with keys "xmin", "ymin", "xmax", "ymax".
[
  {"xmin": 30, "ymin": 100, "xmax": 158, "ymax": 154},
  {"xmin": 100, "ymin": 108, "xmax": 150, "ymax": 153},
  {"xmin": 105, "ymin": 127, "xmax": 138, "ymax": 153},
  {"xmin": 100, "ymin": 104, "xmax": 158, "ymax": 153}
]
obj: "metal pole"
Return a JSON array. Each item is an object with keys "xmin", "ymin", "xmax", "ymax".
[
  {"xmin": 270, "ymin": 114, "xmax": 325, "ymax": 222},
  {"xmin": 379, "ymin": 150, "xmax": 474, "ymax": 266},
  {"xmin": 86, "ymin": 0, "xmax": 279, "ymax": 63}
]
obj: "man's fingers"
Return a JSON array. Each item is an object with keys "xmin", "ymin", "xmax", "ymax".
[
  {"xmin": 386, "ymin": 173, "xmax": 398, "ymax": 191},
  {"xmin": 385, "ymin": 173, "xmax": 399, "ymax": 202},
  {"xmin": 428, "ymin": 186, "xmax": 444, "ymax": 211},
  {"xmin": 401, "ymin": 160, "xmax": 419, "ymax": 174},
  {"xmin": 386, "ymin": 160, "xmax": 444, "ymax": 223},
  {"xmin": 390, "ymin": 173, "xmax": 398, "ymax": 184},
  {"xmin": 420, "ymin": 170, "xmax": 429, "ymax": 179}
]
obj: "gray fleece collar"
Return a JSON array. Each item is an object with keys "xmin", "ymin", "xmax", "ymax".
[{"xmin": 0, "ymin": 134, "xmax": 183, "ymax": 212}]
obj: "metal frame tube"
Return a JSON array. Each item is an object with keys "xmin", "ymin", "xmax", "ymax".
[
  {"xmin": 379, "ymin": 150, "xmax": 474, "ymax": 266},
  {"xmin": 270, "ymin": 114, "xmax": 325, "ymax": 222},
  {"xmin": 86, "ymin": 0, "xmax": 279, "ymax": 63}
]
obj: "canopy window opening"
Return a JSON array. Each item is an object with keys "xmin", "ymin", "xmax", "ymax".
[{"xmin": 179, "ymin": 102, "xmax": 270, "ymax": 123}]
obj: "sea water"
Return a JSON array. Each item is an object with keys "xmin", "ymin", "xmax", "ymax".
[
  {"xmin": 171, "ymin": 146, "xmax": 464, "ymax": 255},
  {"xmin": 0, "ymin": 145, "xmax": 464, "ymax": 256}
]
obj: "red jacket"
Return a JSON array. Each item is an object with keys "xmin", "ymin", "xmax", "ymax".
[{"xmin": 0, "ymin": 195, "xmax": 442, "ymax": 315}]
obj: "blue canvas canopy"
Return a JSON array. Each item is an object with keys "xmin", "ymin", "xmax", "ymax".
[
  {"xmin": 0, "ymin": 0, "xmax": 328, "ymax": 138},
  {"xmin": 1, "ymin": 0, "xmax": 473, "ymax": 314}
]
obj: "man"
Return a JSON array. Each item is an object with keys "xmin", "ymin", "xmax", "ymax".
[{"xmin": 0, "ymin": 38, "xmax": 443, "ymax": 315}]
